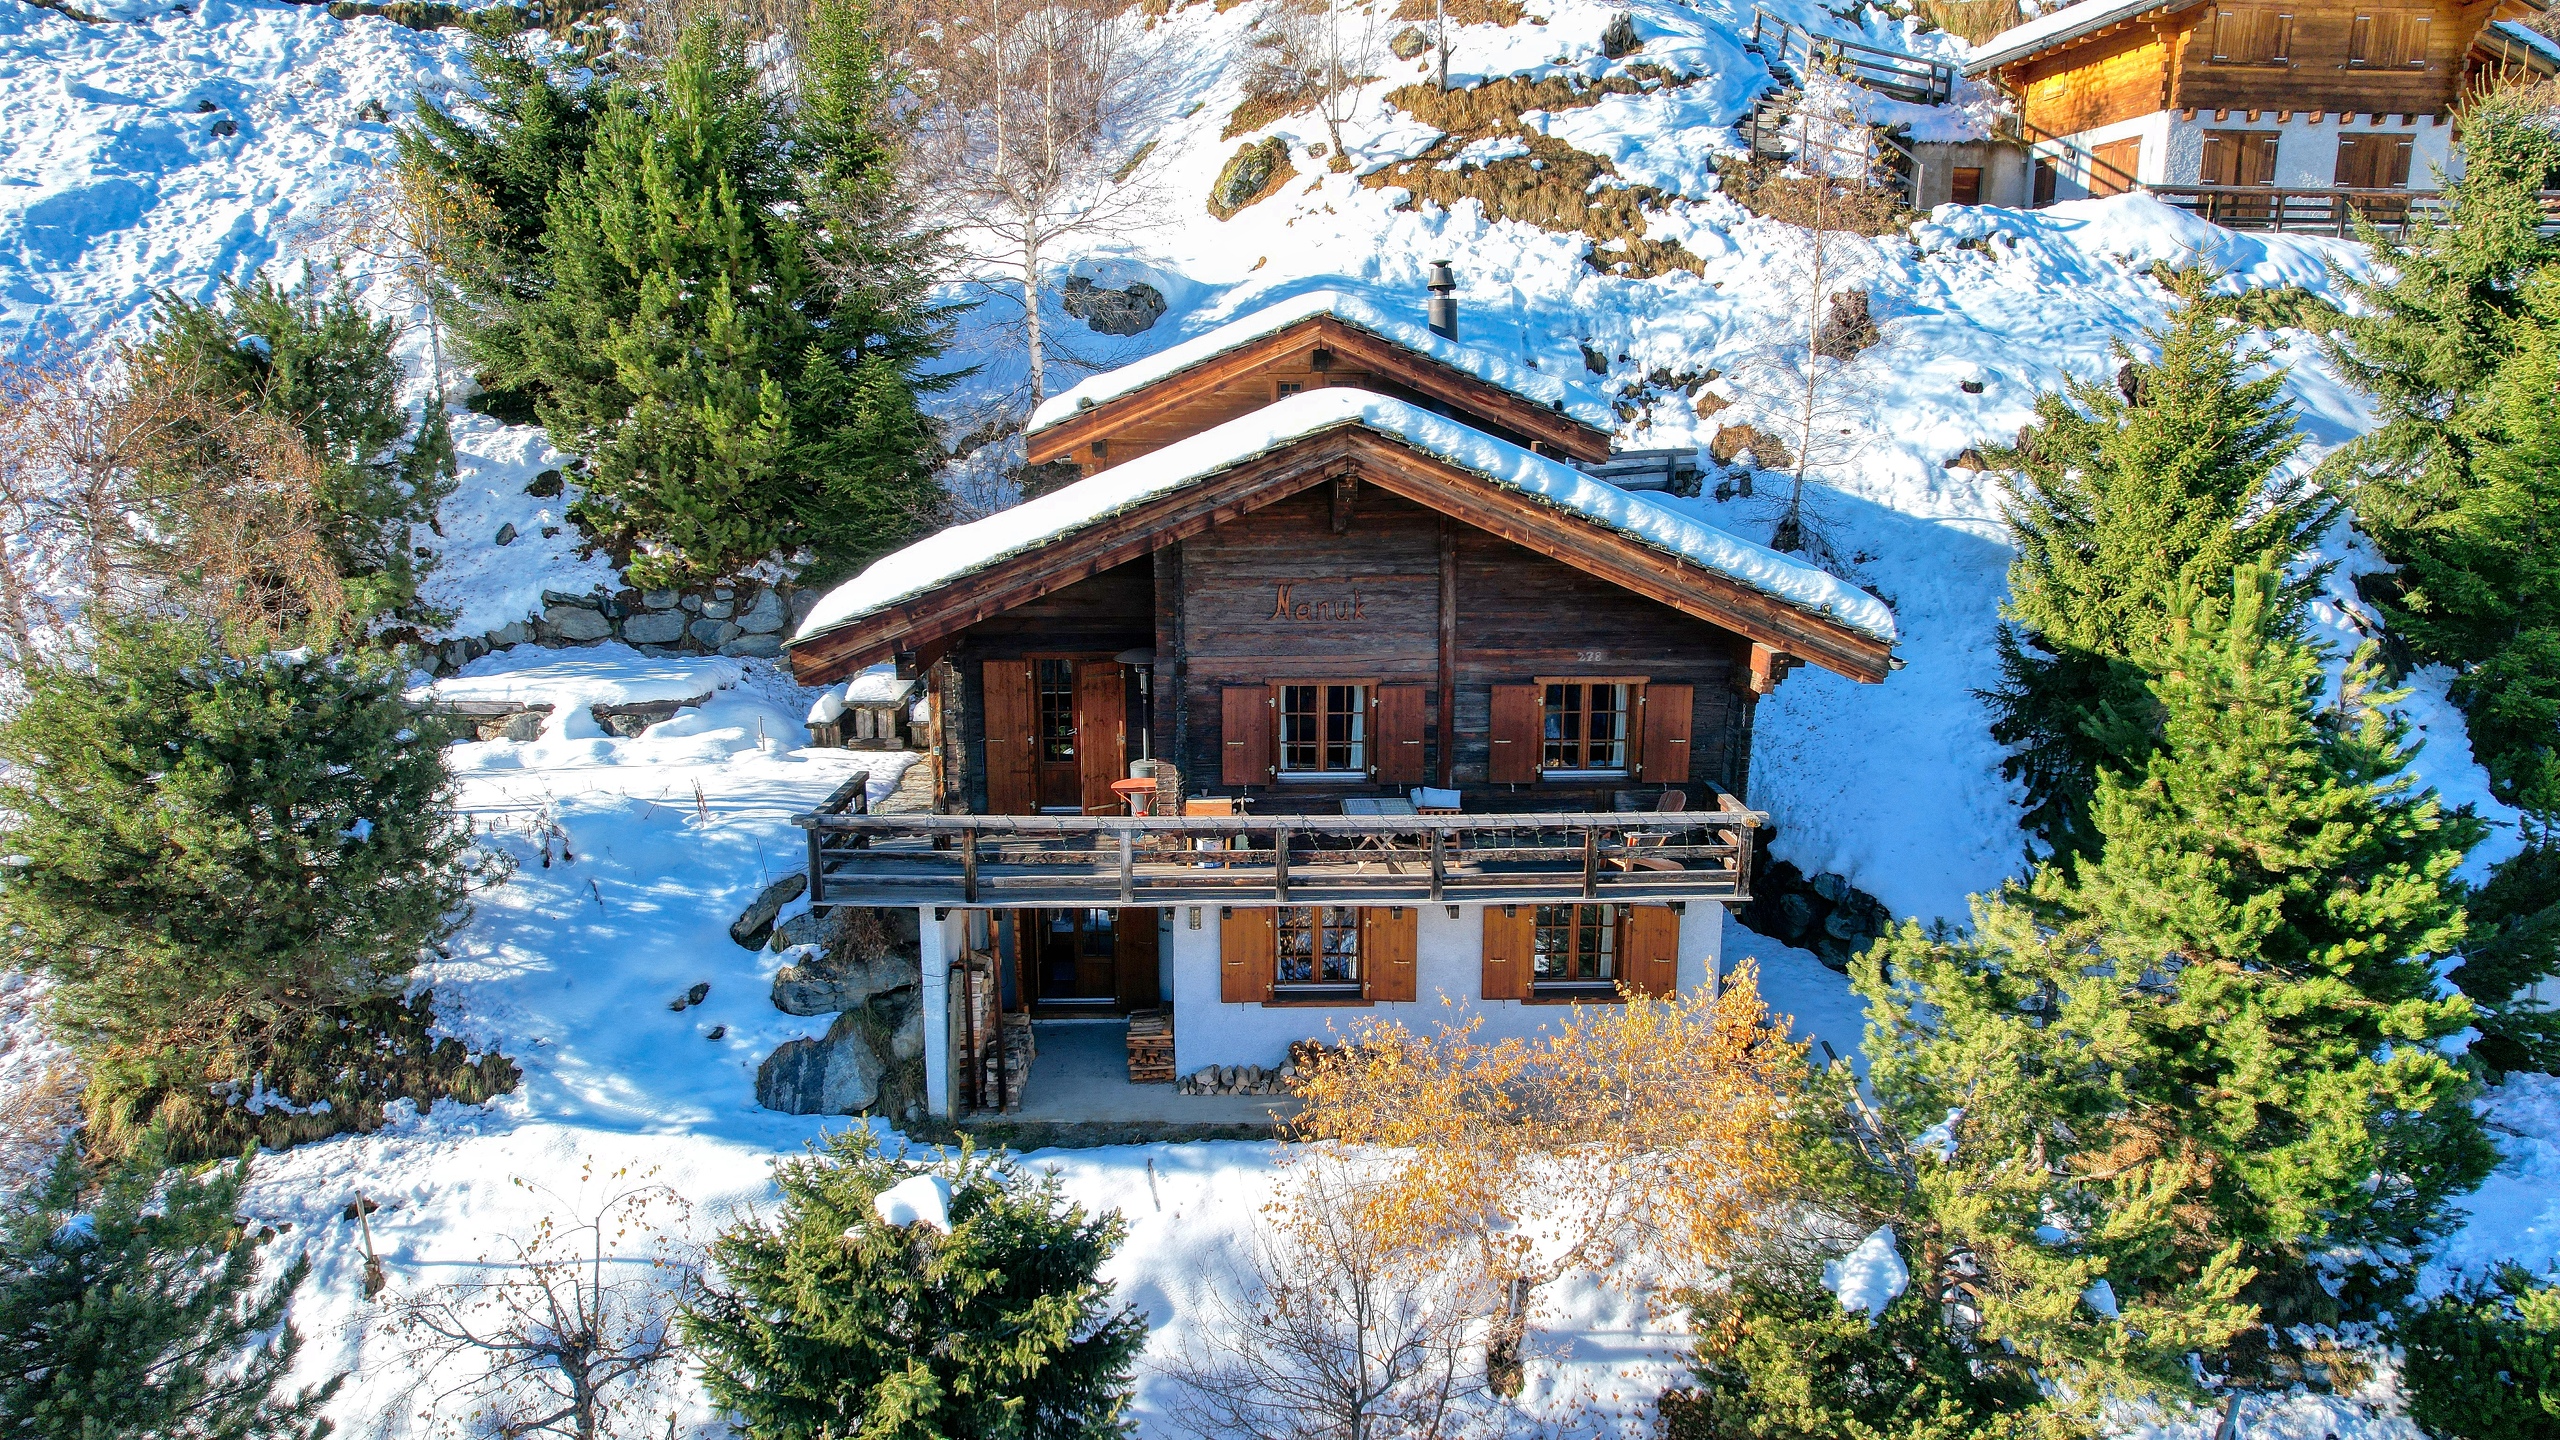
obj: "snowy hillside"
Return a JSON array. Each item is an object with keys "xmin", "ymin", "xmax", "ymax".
[{"xmin": 0, "ymin": 0, "xmax": 2552, "ymax": 1433}]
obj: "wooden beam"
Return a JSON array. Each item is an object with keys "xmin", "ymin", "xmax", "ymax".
[{"xmin": 1437, "ymin": 517, "xmax": 1458, "ymax": 787}]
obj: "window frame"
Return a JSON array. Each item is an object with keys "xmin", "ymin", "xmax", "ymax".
[
  {"xmin": 1273, "ymin": 904, "xmax": 1364, "ymax": 997},
  {"xmin": 1272, "ymin": 678, "xmax": 1377, "ymax": 781},
  {"xmin": 1531, "ymin": 903, "xmax": 1623, "ymax": 999},
  {"xmin": 1533, "ymin": 675, "xmax": 1647, "ymax": 780}
]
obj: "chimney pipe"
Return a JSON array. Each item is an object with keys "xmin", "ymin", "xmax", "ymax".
[{"xmin": 1426, "ymin": 261, "xmax": 1458, "ymax": 341}]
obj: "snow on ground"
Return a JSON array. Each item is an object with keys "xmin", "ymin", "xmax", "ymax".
[{"xmin": 0, "ymin": 0, "xmax": 2551, "ymax": 1434}]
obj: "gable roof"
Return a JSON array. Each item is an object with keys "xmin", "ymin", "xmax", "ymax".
[
  {"xmin": 1965, "ymin": 0, "xmax": 2204, "ymax": 73},
  {"xmin": 1023, "ymin": 290, "xmax": 1614, "ymax": 466},
  {"xmin": 790, "ymin": 389, "xmax": 1897, "ymax": 686}
]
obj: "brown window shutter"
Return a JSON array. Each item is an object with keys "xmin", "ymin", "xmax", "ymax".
[
  {"xmin": 2211, "ymin": 8, "xmax": 2236, "ymax": 59},
  {"xmin": 1481, "ymin": 904, "xmax": 1532, "ymax": 1000},
  {"xmin": 1622, "ymin": 905, "xmax": 1680, "ymax": 998},
  {"xmin": 2348, "ymin": 13, "xmax": 2372, "ymax": 63},
  {"xmin": 1489, "ymin": 683, "xmax": 1542, "ymax": 784},
  {"xmin": 1639, "ymin": 684, "xmax": 1693, "ymax": 785},
  {"xmin": 1220, "ymin": 907, "xmax": 1275, "ymax": 1003},
  {"xmin": 2405, "ymin": 13, "xmax": 2428, "ymax": 64},
  {"xmin": 1362, "ymin": 906, "xmax": 1419, "ymax": 1002},
  {"xmin": 2387, "ymin": 134, "xmax": 2413, "ymax": 187},
  {"xmin": 981, "ymin": 660, "xmax": 1036, "ymax": 815},
  {"xmin": 1075, "ymin": 663, "xmax": 1125, "ymax": 814},
  {"xmin": 2270, "ymin": 11, "xmax": 2292, "ymax": 60},
  {"xmin": 1221, "ymin": 685, "xmax": 1273, "ymax": 786},
  {"xmin": 1373, "ymin": 685, "xmax": 1426, "ymax": 785}
]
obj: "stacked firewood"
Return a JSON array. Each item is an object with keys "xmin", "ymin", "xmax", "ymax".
[{"xmin": 1126, "ymin": 1009, "xmax": 1174, "ymax": 1084}]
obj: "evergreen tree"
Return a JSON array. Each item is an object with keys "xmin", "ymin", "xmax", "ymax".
[
  {"xmin": 0, "ymin": 1138, "xmax": 338, "ymax": 1440},
  {"xmin": 2325, "ymin": 83, "xmax": 2560, "ymax": 455},
  {"xmin": 397, "ymin": 36, "xmax": 613, "ymax": 420},
  {"xmin": 1988, "ymin": 273, "xmax": 2330, "ymax": 859},
  {"xmin": 132, "ymin": 273, "xmax": 450, "ymax": 618},
  {"xmin": 2452, "ymin": 835, "xmax": 2560, "ymax": 1073},
  {"xmin": 2396, "ymin": 1264, "xmax": 2560, "ymax": 1440},
  {"xmin": 682, "ymin": 1130, "xmax": 1145, "ymax": 1440},
  {"xmin": 0, "ymin": 620, "xmax": 474, "ymax": 1093},
  {"xmin": 505, "ymin": 14, "xmax": 938, "ymax": 587},
  {"xmin": 1679, "ymin": 1272, "xmax": 2065, "ymax": 1440},
  {"xmin": 1849, "ymin": 563, "xmax": 2491, "ymax": 1403}
]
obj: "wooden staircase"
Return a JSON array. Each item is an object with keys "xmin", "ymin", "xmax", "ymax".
[{"xmin": 1739, "ymin": 6, "xmax": 1951, "ymax": 206}]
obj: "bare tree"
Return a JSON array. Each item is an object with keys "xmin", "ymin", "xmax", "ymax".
[
  {"xmin": 903, "ymin": 0, "xmax": 1168, "ymax": 403},
  {"xmin": 383, "ymin": 1163, "xmax": 696, "ymax": 1440},
  {"xmin": 1715, "ymin": 83, "xmax": 1902, "ymax": 559},
  {"xmin": 302, "ymin": 166, "xmax": 501, "ymax": 409},
  {"xmin": 1245, "ymin": 0, "xmax": 1380, "ymax": 165},
  {"xmin": 1159, "ymin": 1150, "xmax": 1508, "ymax": 1440},
  {"xmin": 0, "ymin": 347, "xmax": 347, "ymax": 667}
]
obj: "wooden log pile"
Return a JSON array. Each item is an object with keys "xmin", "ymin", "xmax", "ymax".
[
  {"xmin": 980, "ymin": 1014, "xmax": 1034, "ymax": 1113},
  {"xmin": 1126, "ymin": 1009, "xmax": 1174, "ymax": 1084}
]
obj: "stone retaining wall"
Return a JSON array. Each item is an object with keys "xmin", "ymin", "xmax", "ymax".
[{"xmin": 414, "ymin": 577, "xmax": 825, "ymax": 677}]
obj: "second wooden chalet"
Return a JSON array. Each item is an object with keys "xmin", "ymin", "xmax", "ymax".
[
  {"xmin": 784, "ymin": 285, "xmax": 1898, "ymax": 1119},
  {"xmin": 1964, "ymin": 0, "xmax": 2559, "ymax": 207}
]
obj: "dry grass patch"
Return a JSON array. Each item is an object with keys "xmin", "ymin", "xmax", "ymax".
[
  {"xmin": 1915, "ymin": 0, "xmax": 2021, "ymax": 41},
  {"xmin": 1362, "ymin": 131, "xmax": 1703, "ymax": 276},
  {"xmin": 1381, "ymin": 73, "xmax": 1643, "ymax": 136},
  {"xmin": 1389, "ymin": 0, "xmax": 1522, "ymax": 23},
  {"xmin": 1715, "ymin": 157, "xmax": 1914, "ymax": 237}
]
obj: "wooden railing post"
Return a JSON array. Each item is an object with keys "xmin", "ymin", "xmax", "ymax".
[
  {"xmin": 1273, "ymin": 826, "xmax": 1290, "ymax": 904},
  {"xmin": 1581, "ymin": 828, "xmax": 1599, "ymax": 899},
  {"xmin": 806, "ymin": 824, "xmax": 824, "ymax": 909},
  {"xmin": 1429, "ymin": 828, "xmax": 1447, "ymax": 903},
  {"xmin": 1117, "ymin": 828, "xmax": 1134, "ymax": 905},
  {"xmin": 961, "ymin": 827, "xmax": 979, "ymax": 905}
]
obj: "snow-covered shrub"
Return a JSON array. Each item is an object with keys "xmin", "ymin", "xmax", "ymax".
[{"xmin": 2396, "ymin": 1265, "xmax": 2560, "ymax": 1440}]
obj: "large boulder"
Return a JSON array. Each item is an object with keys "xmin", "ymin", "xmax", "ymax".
[
  {"xmin": 772, "ymin": 947, "xmax": 923, "ymax": 1016},
  {"xmin": 621, "ymin": 610, "xmax": 688, "ymax": 645},
  {"xmin": 729, "ymin": 873, "xmax": 807, "ymax": 948},
  {"xmin": 1061, "ymin": 276, "xmax": 1168, "ymax": 337},
  {"xmin": 544, "ymin": 604, "xmax": 614, "ymax": 642},
  {"xmin": 1209, "ymin": 138, "xmax": 1294, "ymax": 220},
  {"xmin": 736, "ymin": 587, "xmax": 788, "ymax": 634},
  {"xmin": 755, "ymin": 1012, "xmax": 883, "ymax": 1114}
]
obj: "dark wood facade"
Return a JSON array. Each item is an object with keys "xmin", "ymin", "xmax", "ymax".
[{"xmin": 927, "ymin": 485, "xmax": 1758, "ymax": 817}]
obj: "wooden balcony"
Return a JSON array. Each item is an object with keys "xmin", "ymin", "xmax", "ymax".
[{"xmin": 795, "ymin": 780, "xmax": 1764, "ymax": 910}]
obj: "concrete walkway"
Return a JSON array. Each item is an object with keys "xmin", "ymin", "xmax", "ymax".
[{"xmin": 995, "ymin": 1019, "xmax": 1298, "ymax": 1126}]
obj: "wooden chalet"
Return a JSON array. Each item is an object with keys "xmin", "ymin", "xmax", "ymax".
[
  {"xmin": 1962, "ymin": 0, "xmax": 2558, "ymax": 220},
  {"xmin": 783, "ymin": 286, "xmax": 1898, "ymax": 1119}
]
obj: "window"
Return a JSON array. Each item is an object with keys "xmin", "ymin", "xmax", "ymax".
[
  {"xmin": 2200, "ymin": 130, "xmax": 2281, "ymax": 187},
  {"xmin": 2348, "ymin": 11, "xmax": 2430, "ymax": 66},
  {"xmin": 1036, "ymin": 659, "xmax": 1077, "ymax": 764},
  {"xmin": 1542, "ymin": 681, "xmax": 1631, "ymax": 775},
  {"xmin": 1534, "ymin": 905, "xmax": 1619, "ymax": 992},
  {"xmin": 2208, "ymin": 7, "xmax": 2293, "ymax": 63},
  {"xmin": 1277, "ymin": 905, "xmax": 1361, "ymax": 991},
  {"xmin": 1278, "ymin": 682, "xmax": 1368, "ymax": 777},
  {"xmin": 1276, "ymin": 380, "xmax": 1305, "ymax": 397}
]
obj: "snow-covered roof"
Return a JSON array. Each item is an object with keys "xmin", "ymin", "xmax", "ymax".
[
  {"xmin": 1965, "ymin": 0, "xmax": 2201, "ymax": 72},
  {"xmin": 798, "ymin": 389, "xmax": 1898, "ymax": 652},
  {"xmin": 1025, "ymin": 290, "xmax": 1597, "ymax": 436}
]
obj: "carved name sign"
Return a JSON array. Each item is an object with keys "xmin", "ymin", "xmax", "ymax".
[{"xmin": 1270, "ymin": 583, "xmax": 1369, "ymax": 623}]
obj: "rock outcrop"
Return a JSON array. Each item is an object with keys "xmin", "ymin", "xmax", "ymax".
[{"xmin": 756, "ymin": 1011, "xmax": 885, "ymax": 1114}]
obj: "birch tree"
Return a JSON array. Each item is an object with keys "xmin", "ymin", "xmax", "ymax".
[{"xmin": 905, "ymin": 0, "xmax": 1166, "ymax": 402}]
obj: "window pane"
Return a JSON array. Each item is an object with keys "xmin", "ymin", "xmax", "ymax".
[
  {"xmin": 1277, "ymin": 906, "xmax": 1317, "ymax": 982},
  {"xmin": 1080, "ymin": 908, "xmax": 1115, "ymax": 957},
  {"xmin": 1544, "ymin": 684, "xmax": 1583, "ymax": 767},
  {"xmin": 1037, "ymin": 660, "xmax": 1076, "ymax": 762},
  {"xmin": 1321, "ymin": 905, "xmax": 1360, "ymax": 983},
  {"xmin": 1325, "ymin": 685, "xmax": 1365, "ymax": 772},
  {"xmin": 1280, "ymin": 685, "xmax": 1318, "ymax": 772},
  {"xmin": 1588, "ymin": 684, "xmax": 1627, "ymax": 770}
]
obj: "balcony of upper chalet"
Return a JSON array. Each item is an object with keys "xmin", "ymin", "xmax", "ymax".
[{"xmin": 780, "ymin": 284, "xmax": 1900, "ymax": 911}]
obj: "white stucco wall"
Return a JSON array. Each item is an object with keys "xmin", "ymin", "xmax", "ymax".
[
  {"xmin": 918, "ymin": 907, "xmax": 965, "ymax": 1117},
  {"xmin": 2032, "ymin": 109, "xmax": 2460, "ymax": 201},
  {"xmin": 1165, "ymin": 901, "xmax": 1727, "ymax": 1072}
]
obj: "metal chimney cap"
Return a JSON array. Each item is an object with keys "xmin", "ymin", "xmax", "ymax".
[{"xmin": 1426, "ymin": 261, "xmax": 1456, "ymax": 292}]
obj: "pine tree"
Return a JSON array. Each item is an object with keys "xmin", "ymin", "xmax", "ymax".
[
  {"xmin": 2396, "ymin": 1264, "xmax": 2560, "ymax": 1440},
  {"xmin": 131, "ymin": 273, "xmax": 450, "ymax": 617},
  {"xmin": 2063, "ymin": 563, "xmax": 2491, "ymax": 1262},
  {"xmin": 2325, "ymin": 83, "xmax": 2560, "ymax": 455},
  {"xmin": 506, "ymin": 15, "xmax": 939, "ymax": 587},
  {"xmin": 0, "ymin": 620, "xmax": 474, "ymax": 1102},
  {"xmin": 1988, "ymin": 272, "xmax": 2330, "ymax": 859},
  {"xmin": 397, "ymin": 36, "xmax": 613, "ymax": 419},
  {"xmin": 1847, "ymin": 563, "xmax": 2492, "ymax": 1404},
  {"xmin": 0, "ymin": 1138, "xmax": 339, "ymax": 1440},
  {"xmin": 682, "ymin": 1130, "xmax": 1145, "ymax": 1440},
  {"xmin": 2452, "ymin": 834, "xmax": 2560, "ymax": 1073}
]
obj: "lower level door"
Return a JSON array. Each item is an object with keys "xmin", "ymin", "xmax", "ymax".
[{"xmin": 1023, "ymin": 907, "xmax": 1159, "ymax": 1010}]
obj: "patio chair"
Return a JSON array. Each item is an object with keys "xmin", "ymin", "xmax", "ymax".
[{"xmin": 1616, "ymin": 787, "xmax": 1689, "ymax": 873}]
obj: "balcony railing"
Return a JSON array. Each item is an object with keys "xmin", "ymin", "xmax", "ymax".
[
  {"xmin": 2140, "ymin": 185, "xmax": 2560, "ymax": 237},
  {"xmin": 795, "ymin": 781, "xmax": 1764, "ymax": 909}
]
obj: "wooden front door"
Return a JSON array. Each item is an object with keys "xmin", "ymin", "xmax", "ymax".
[
  {"xmin": 2089, "ymin": 137, "xmax": 2140, "ymax": 197},
  {"xmin": 1017, "ymin": 907, "xmax": 1156, "ymax": 1010},
  {"xmin": 1024, "ymin": 657, "xmax": 1126, "ymax": 814}
]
